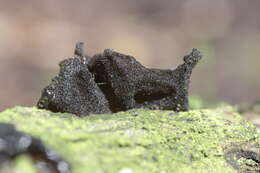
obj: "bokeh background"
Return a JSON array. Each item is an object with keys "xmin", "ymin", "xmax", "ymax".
[{"xmin": 1, "ymin": 0, "xmax": 260, "ymax": 111}]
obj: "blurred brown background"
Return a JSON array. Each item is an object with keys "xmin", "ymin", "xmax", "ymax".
[{"xmin": 0, "ymin": 0, "xmax": 260, "ymax": 111}]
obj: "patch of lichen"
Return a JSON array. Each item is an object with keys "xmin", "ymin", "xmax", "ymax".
[
  {"xmin": 0, "ymin": 106, "xmax": 259, "ymax": 173},
  {"xmin": 237, "ymin": 157, "xmax": 259, "ymax": 172}
]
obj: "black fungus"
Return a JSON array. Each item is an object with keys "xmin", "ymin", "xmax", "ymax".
[
  {"xmin": 89, "ymin": 48, "xmax": 201, "ymax": 112},
  {"xmin": 37, "ymin": 45, "xmax": 202, "ymax": 116},
  {"xmin": 0, "ymin": 123, "xmax": 70, "ymax": 173},
  {"xmin": 37, "ymin": 58, "xmax": 111, "ymax": 115}
]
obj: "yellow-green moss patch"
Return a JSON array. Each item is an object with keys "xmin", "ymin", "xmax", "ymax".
[{"xmin": 0, "ymin": 106, "xmax": 259, "ymax": 173}]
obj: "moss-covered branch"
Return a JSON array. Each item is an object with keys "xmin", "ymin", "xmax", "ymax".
[{"xmin": 0, "ymin": 106, "xmax": 259, "ymax": 173}]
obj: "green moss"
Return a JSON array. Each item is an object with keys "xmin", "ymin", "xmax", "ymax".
[
  {"xmin": 237, "ymin": 157, "xmax": 259, "ymax": 171},
  {"xmin": 13, "ymin": 155, "xmax": 37, "ymax": 173},
  {"xmin": 0, "ymin": 106, "xmax": 259, "ymax": 173},
  {"xmin": 189, "ymin": 95, "xmax": 205, "ymax": 109}
]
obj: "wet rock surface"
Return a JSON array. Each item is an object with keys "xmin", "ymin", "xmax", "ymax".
[
  {"xmin": 0, "ymin": 123, "xmax": 70, "ymax": 173},
  {"xmin": 37, "ymin": 45, "xmax": 202, "ymax": 116}
]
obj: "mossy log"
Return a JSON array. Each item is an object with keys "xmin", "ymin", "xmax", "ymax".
[{"xmin": 0, "ymin": 106, "xmax": 259, "ymax": 173}]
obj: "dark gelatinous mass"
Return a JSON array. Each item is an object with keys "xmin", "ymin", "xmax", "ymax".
[
  {"xmin": 37, "ymin": 46, "xmax": 202, "ymax": 116},
  {"xmin": 89, "ymin": 48, "xmax": 201, "ymax": 112},
  {"xmin": 37, "ymin": 58, "xmax": 111, "ymax": 115},
  {"xmin": 0, "ymin": 123, "xmax": 70, "ymax": 173}
]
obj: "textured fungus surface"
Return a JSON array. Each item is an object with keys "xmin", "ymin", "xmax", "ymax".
[
  {"xmin": 89, "ymin": 48, "xmax": 201, "ymax": 112},
  {"xmin": 37, "ymin": 58, "xmax": 111, "ymax": 116},
  {"xmin": 0, "ymin": 106, "xmax": 259, "ymax": 173},
  {"xmin": 0, "ymin": 123, "xmax": 69, "ymax": 173},
  {"xmin": 37, "ymin": 47, "xmax": 202, "ymax": 115}
]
